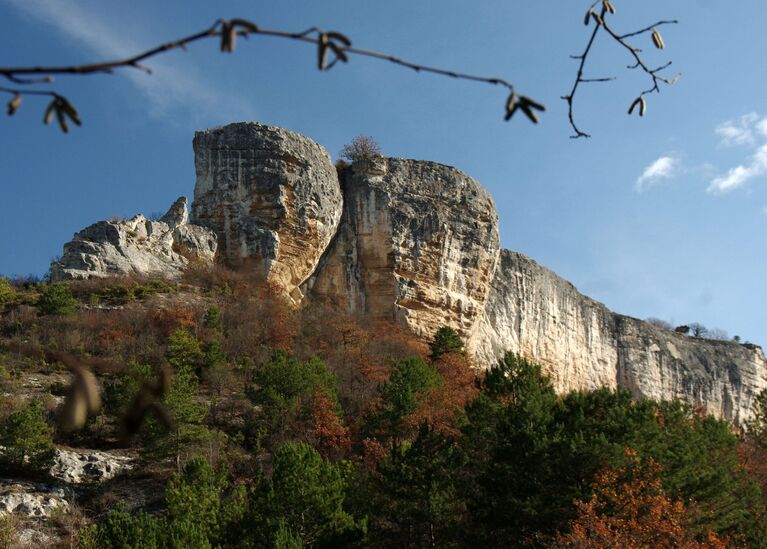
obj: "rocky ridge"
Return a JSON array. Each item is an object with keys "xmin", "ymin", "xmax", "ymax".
[
  {"xmin": 475, "ymin": 250, "xmax": 767, "ymax": 425},
  {"xmin": 50, "ymin": 197, "xmax": 217, "ymax": 282},
  {"xmin": 49, "ymin": 122, "xmax": 767, "ymax": 424}
]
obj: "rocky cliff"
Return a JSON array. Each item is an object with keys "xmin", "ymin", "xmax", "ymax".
[
  {"xmin": 50, "ymin": 197, "xmax": 216, "ymax": 281},
  {"xmin": 191, "ymin": 123, "xmax": 342, "ymax": 302},
  {"xmin": 49, "ymin": 122, "xmax": 767, "ymax": 424},
  {"xmin": 475, "ymin": 250, "xmax": 767, "ymax": 425},
  {"xmin": 305, "ymin": 157, "xmax": 499, "ymax": 345}
]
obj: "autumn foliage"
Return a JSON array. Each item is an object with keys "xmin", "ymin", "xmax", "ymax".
[
  {"xmin": 557, "ymin": 449, "xmax": 727, "ymax": 548},
  {"xmin": 308, "ymin": 390, "xmax": 351, "ymax": 457},
  {"xmin": 1, "ymin": 269, "xmax": 766, "ymax": 547},
  {"xmin": 408, "ymin": 352, "xmax": 478, "ymax": 437}
]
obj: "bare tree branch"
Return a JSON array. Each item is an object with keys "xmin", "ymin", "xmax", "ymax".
[
  {"xmin": 0, "ymin": 18, "xmax": 539, "ymax": 132},
  {"xmin": 563, "ymin": 3, "xmax": 679, "ymax": 138}
]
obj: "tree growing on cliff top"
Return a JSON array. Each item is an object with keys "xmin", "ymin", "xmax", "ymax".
[{"xmin": 339, "ymin": 135, "xmax": 382, "ymax": 163}]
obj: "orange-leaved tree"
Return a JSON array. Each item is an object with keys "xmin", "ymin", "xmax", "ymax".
[{"xmin": 556, "ymin": 448, "xmax": 727, "ymax": 548}]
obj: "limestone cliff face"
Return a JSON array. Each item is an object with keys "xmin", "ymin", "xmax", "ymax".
[
  {"xmin": 477, "ymin": 250, "xmax": 767, "ymax": 424},
  {"xmin": 615, "ymin": 315, "xmax": 767, "ymax": 425},
  {"xmin": 191, "ymin": 122, "xmax": 342, "ymax": 302},
  {"xmin": 304, "ymin": 158, "xmax": 499, "ymax": 344},
  {"xmin": 185, "ymin": 123, "xmax": 766, "ymax": 424},
  {"xmin": 475, "ymin": 250, "xmax": 619, "ymax": 392},
  {"xmin": 49, "ymin": 122, "xmax": 766, "ymax": 425},
  {"xmin": 50, "ymin": 197, "xmax": 217, "ymax": 281}
]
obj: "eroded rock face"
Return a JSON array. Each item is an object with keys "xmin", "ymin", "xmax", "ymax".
[
  {"xmin": 475, "ymin": 250, "xmax": 619, "ymax": 391},
  {"xmin": 477, "ymin": 250, "xmax": 767, "ymax": 423},
  {"xmin": 49, "ymin": 197, "xmax": 217, "ymax": 281},
  {"xmin": 191, "ymin": 122, "xmax": 343, "ymax": 302},
  {"xmin": 305, "ymin": 158, "xmax": 499, "ymax": 344},
  {"xmin": 46, "ymin": 122, "xmax": 765, "ymax": 425},
  {"xmin": 615, "ymin": 316, "xmax": 767, "ymax": 425}
]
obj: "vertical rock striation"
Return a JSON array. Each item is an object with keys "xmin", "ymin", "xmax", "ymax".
[
  {"xmin": 475, "ymin": 250, "xmax": 619, "ymax": 392},
  {"xmin": 305, "ymin": 158, "xmax": 500, "ymax": 345},
  {"xmin": 191, "ymin": 122, "xmax": 343, "ymax": 302},
  {"xmin": 186, "ymin": 123, "xmax": 766, "ymax": 424},
  {"xmin": 476, "ymin": 250, "xmax": 767, "ymax": 424}
]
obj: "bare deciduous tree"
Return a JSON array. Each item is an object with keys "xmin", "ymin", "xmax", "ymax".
[
  {"xmin": 339, "ymin": 136, "xmax": 382, "ymax": 163},
  {"xmin": 688, "ymin": 323, "xmax": 708, "ymax": 338},
  {"xmin": 646, "ymin": 317, "xmax": 672, "ymax": 330},
  {"xmin": 706, "ymin": 328, "xmax": 729, "ymax": 341}
]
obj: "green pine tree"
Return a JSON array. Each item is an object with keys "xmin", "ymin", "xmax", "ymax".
[
  {"xmin": 429, "ymin": 326, "xmax": 464, "ymax": 362},
  {"xmin": 365, "ymin": 357, "xmax": 442, "ymax": 443},
  {"xmin": 0, "ymin": 399, "xmax": 56, "ymax": 475},
  {"xmin": 245, "ymin": 442, "xmax": 361, "ymax": 546},
  {"xmin": 37, "ymin": 283, "xmax": 77, "ymax": 315}
]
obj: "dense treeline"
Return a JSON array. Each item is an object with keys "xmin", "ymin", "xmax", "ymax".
[{"xmin": 1, "ymin": 268, "xmax": 766, "ymax": 547}]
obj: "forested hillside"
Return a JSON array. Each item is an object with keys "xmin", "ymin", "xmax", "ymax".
[{"xmin": 1, "ymin": 267, "xmax": 766, "ymax": 547}]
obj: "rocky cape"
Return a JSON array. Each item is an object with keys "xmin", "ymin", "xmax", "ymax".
[{"xmin": 51, "ymin": 122, "xmax": 767, "ymax": 424}]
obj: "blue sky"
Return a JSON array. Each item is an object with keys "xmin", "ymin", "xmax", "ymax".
[{"xmin": 1, "ymin": 0, "xmax": 765, "ymax": 345}]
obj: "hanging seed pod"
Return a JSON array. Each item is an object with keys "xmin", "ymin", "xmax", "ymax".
[
  {"xmin": 504, "ymin": 91, "xmax": 518, "ymax": 121},
  {"xmin": 520, "ymin": 96, "xmax": 546, "ymax": 113},
  {"xmin": 652, "ymin": 29, "xmax": 665, "ymax": 49},
  {"xmin": 58, "ymin": 367, "xmax": 100, "ymax": 432},
  {"xmin": 60, "ymin": 99, "xmax": 81, "ymax": 126},
  {"xmin": 327, "ymin": 31, "xmax": 351, "ymax": 46},
  {"xmin": 317, "ymin": 33, "xmax": 329, "ymax": 70},
  {"xmin": 7, "ymin": 94, "xmax": 21, "ymax": 116},
  {"xmin": 43, "ymin": 99, "xmax": 56, "ymax": 125},
  {"xmin": 519, "ymin": 103, "xmax": 539, "ymax": 124}
]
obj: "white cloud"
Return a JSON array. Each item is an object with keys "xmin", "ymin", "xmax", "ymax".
[
  {"xmin": 715, "ymin": 112, "xmax": 761, "ymax": 147},
  {"xmin": 708, "ymin": 143, "xmax": 767, "ymax": 193},
  {"xmin": 709, "ymin": 112, "xmax": 767, "ymax": 193},
  {"xmin": 4, "ymin": 0, "xmax": 258, "ymax": 123},
  {"xmin": 635, "ymin": 155, "xmax": 680, "ymax": 192}
]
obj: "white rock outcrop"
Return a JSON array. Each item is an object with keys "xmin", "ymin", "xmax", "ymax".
[
  {"xmin": 45, "ymin": 122, "xmax": 767, "ymax": 425},
  {"xmin": 186, "ymin": 123, "xmax": 767, "ymax": 425},
  {"xmin": 49, "ymin": 197, "xmax": 217, "ymax": 281},
  {"xmin": 0, "ymin": 480, "xmax": 68, "ymax": 518},
  {"xmin": 0, "ymin": 448, "xmax": 134, "ymax": 519},
  {"xmin": 191, "ymin": 122, "xmax": 343, "ymax": 302},
  {"xmin": 49, "ymin": 447, "xmax": 134, "ymax": 484},
  {"xmin": 306, "ymin": 157, "xmax": 499, "ymax": 345}
]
